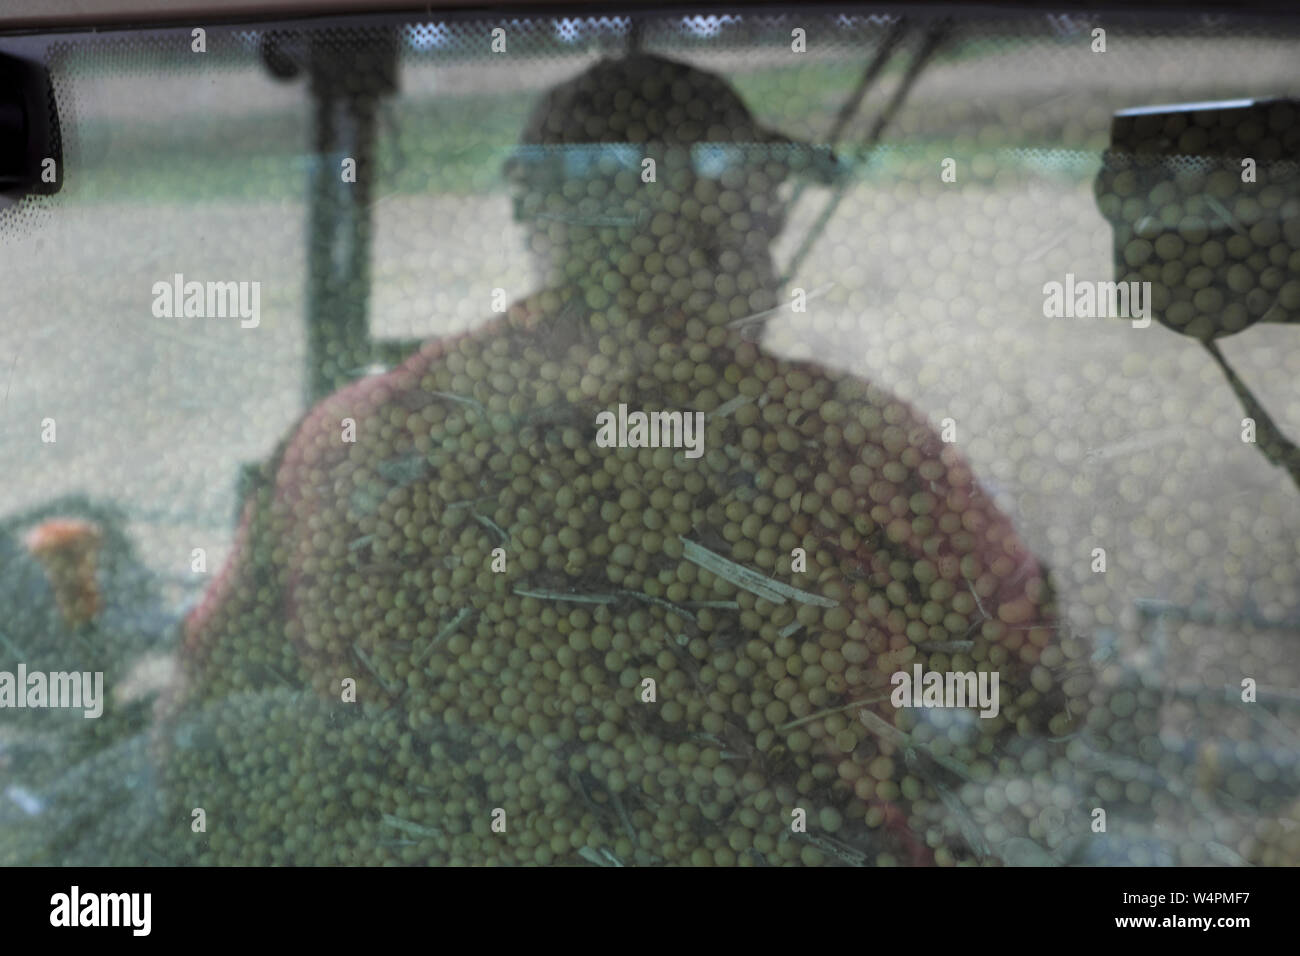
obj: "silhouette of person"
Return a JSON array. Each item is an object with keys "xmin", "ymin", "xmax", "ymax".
[{"xmin": 169, "ymin": 53, "xmax": 1070, "ymax": 866}]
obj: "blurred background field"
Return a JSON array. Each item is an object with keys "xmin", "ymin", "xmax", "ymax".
[{"xmin": 5, "ymin": 22, "xmax": 1298, "ymax": 617}]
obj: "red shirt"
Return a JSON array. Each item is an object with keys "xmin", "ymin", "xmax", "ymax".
[{"xmin": 175, "ymin": 297, "xmax": 1065, "ymax": 865}]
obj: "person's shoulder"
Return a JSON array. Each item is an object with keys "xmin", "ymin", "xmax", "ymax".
[
  {"xmin": 754, "ymin": 343, "xmax": 945, "ymax": 440},
  {"xmin": 271, "ymin": 301, "xmax": 549, "ymax": 483}
]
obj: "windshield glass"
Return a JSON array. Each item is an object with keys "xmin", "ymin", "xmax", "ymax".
[{"xmin": 2, "ymin": 6, "xmax": 1299, "ymax": 869}]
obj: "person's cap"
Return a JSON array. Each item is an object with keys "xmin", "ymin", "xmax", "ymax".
[{"xmin": 506, "ymin": 53, "xmax": 845, "ymax": 188}]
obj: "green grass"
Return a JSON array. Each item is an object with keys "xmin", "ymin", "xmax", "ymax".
[
  {"xmin": 65, "ymin": 57, "xmax": 1084, "ymax": 206},
  {"xmin": 70, "ymin": 89, "xmax": 533, "ymax": 203}
]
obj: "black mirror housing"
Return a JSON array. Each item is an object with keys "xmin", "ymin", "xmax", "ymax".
[{"xmin": 0, "ymin": 50, "xmax": 62, "ymax": 199}]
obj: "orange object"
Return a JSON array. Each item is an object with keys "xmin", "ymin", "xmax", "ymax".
[{"xmin": 23, "ymin": 517, "xmax": 104, "ymax": 629}]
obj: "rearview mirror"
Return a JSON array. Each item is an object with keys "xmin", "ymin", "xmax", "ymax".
[{"xmin": 0, "ymin": 50, "xmax": 62, "ymax": 201}]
